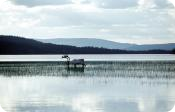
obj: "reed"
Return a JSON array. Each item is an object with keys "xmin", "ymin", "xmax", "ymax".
[{"xmin": 0, "ymin": 61, "xmax": 174, "ymax": 78}]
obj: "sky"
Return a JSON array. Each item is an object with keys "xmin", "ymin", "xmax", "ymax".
[{"xmin": 0, "ymin": 0, "xmax": 175, "ymax": 44}]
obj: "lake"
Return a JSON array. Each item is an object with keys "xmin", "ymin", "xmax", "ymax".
[
  {"xmin": 0, "ymin": 54, "xmax": 175, "ymax": 112},
  {"xmin": 0, "ymin": 54, "xmax": 175, "ymax": 61}
]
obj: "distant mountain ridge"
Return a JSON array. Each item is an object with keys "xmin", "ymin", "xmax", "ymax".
[
  {"xmin": 38, "ymin": 38, "xmax": 175, "ymax": 51},
  {"xmin": 0, "ymin": 35, "xmax": 172, "ymax": 54},
  {"xmin": 38, "ymin": 38, "xmax": 134, "ymax": 50}
]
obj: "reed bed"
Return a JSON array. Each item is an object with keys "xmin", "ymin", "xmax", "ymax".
[{"xmin": 0, "ymin": 61, "xmax": 174, "ymax": 78}]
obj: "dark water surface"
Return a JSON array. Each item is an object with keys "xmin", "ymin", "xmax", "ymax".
[{"xmin": 0, "ymin": 61, "xmax": 175, "ymax": 112}]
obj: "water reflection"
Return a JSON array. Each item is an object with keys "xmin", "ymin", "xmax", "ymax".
[
  {"xmin": 0, "ymin": 76, "xmax": 175, "ymax": 112},
  {"xmin": 66, "ymin": 66, "xmax": 85, "ymax": 73},
  {"xmin": 0, "ymin": 61, "xmax": 175, "ymax": 112}
]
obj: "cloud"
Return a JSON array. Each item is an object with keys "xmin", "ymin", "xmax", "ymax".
[
  {"xmin": 9, "ymin": 0, "xmax": 72, "ymax": 7},
  {"xmin": 7, "ymin": 0, "xmax": 174, "ymax": 9},
  {"xmin": 0, "ymin": 0, "xmax": 175, "ymax": 44},
  {"xmin": 155, "ymin": 0, "xmax": 174, "ymax": 8},
  {"xmin": 8, "ymin": 0, "xmax": 137, "ymax": 8},
  {"xmin": 87, "ymin": 0, "xmax": 138, "ymax": 9},
  {"xmin": 138, "ymin": 0, "xmax": 156, "ymax": 9},
  {"xmin": 79, "ymin": 0, "xmax": 173, "ymax": 9}
]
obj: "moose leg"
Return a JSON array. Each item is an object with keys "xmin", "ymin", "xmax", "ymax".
[{"xmin": 74, "ymin": 64, "xmax": 77, "ymax": 68}]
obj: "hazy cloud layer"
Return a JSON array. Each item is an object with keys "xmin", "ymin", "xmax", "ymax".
[
  {"xmin": 0, "ymin": 0, "xmax": 175, "ymax": 44},
  {"xmin": 8, "ymin": 0, "xmax": 174, "ymax": 8},
  {"xmin": 9, "ymin": 0, "xmax": 72, "ymax": 7}
]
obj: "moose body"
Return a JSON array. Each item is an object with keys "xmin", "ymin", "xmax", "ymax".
[{"xmin": 71, "ymin": 59, "xmax": 85, "ymax": 67}]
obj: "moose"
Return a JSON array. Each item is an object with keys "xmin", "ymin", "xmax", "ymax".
[{"xmin": 62, "ymin": 55, "xmax": 86, "ymax": 68}]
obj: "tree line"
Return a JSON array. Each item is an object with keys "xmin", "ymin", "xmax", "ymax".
[{"xmin": 173, "ymin": 49, "xmax": 175, "ymax": 54}]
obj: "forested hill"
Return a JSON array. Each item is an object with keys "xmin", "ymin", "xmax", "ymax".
[{"xmin": 0, "ymin": 35, "xmax": 172, "ymax": 54}]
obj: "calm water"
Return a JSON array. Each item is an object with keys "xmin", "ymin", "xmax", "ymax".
[
  {"xmin": 0, "ymin": 54, "xmax": 175, "ymax": 112},
  {"xmin": 0, "ymin": 54, "xmax": 175, "ymax": 61}
]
